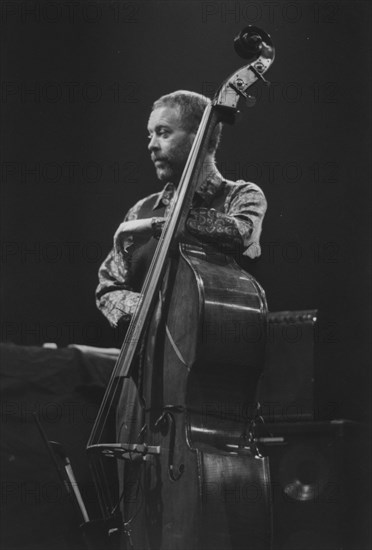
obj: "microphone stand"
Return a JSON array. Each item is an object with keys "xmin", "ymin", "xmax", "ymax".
[{"xmin": 33, "ymin": 413, "xmax": 119, "ymax": 550}]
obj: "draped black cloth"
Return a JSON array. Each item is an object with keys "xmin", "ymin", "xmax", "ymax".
[{"xmin": 0, "ymin": 343, "xmax": 115, "ymax": 550}]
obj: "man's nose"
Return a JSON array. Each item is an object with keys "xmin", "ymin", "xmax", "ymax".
[{"xmin": 148, "ymin": 134, "xmax": 159, "ymax": 151}]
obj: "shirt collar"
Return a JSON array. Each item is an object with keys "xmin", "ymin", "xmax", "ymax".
[
  {"xmin": 152, "ymin": 182, "xmax": 177, "ymax": 210},
  {"xmin": 152, "ymin": 167, "xmax": 224, "ymax": 210}
]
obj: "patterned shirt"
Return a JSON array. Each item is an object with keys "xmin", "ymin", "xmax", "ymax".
[{"xmin": 96, "ymin": 169, "xmax": 267, "ymax": 327}]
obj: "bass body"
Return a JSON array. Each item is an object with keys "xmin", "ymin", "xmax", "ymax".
[{"xmin": 117, "ymin": 243, "xmax": 270, "ymax": 550}]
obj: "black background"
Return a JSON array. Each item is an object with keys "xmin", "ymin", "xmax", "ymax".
[{"xmin": 1, "ymin": 1, "xmax": 371, "ymax": 422}]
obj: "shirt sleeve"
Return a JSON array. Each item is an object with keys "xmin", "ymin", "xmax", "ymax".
[
  {"xmin": 186, "ymin": 182, "xmax": 267, "ymax": 258},
  {"xmin": 95, "ymin": 201, "xmax": 143, "ymax": 328}
]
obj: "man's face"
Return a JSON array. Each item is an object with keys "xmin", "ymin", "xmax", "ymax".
[{"xmin": 147, "ymin": 105, "xmax": 196, "ymax": 184}]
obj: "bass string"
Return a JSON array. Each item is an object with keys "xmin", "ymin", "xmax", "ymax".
[{"xmin": 89, "ymin": 105, "xmax": 215, "ymax": 444}]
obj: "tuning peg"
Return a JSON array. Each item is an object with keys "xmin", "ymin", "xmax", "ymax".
[
  {"xmin": 250, "ymin": 65, "xmax": 271, "ymax": 86},
  {"xmin": 246, "ymin": 95, "xmax": 256, "ymax": 107},
  {"xmin": 258, "ymin": 74, "xmax": 271, "ymax": 87}
]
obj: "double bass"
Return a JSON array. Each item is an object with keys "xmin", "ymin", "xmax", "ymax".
[{"xmin": 87, "ymin": 26, "xmax": 275, "ymax": 550}]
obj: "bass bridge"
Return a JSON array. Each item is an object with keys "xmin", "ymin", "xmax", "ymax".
[{"xmin": 88, "ymin": 443, "xmax": 160, "ymax": 462}]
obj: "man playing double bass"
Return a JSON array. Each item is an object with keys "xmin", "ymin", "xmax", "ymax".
[
  {"xmin": 96, "ymin": 90, "xmax": 267, "ymax": 326},
  {"xmin": 92, "ymin": 89, "xmax": 271, "ymax": 550}
]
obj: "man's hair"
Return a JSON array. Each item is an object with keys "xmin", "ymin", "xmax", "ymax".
[{"xmin": 152, "ymin": 90, "xmax": 222, "ymax": 154}]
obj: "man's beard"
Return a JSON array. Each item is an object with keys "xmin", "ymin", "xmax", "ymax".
[
  {"xmin": 154, "ymin": 160, "xmax": 183, "ymax": 183},
  {"xmin": 152, "ymin": 142, "xmax": 192, "ymax": 184}
]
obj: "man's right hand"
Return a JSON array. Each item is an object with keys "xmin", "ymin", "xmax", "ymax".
[{"xmin": 113, "ymin": 217, "xmax": 165, "ymax": 255}]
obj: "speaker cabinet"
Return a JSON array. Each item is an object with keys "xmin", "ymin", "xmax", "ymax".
[
  {"xmin": 257, "ymin": 310, "xmax": 317, "ymax": 422},
  {"xmin": 256, "ymin": 420, "xmax": 370, "ymax": 550}
]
